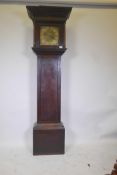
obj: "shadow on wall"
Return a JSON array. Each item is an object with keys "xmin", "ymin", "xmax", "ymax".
[
  {"xmin": 19, "ymin": 9, "xmax": 37, "ymax": 152},
  {"xmin": 61, "ymin": 10, "xmax": 82, "ymax": 148},
  {"xmin": 101, "ymin": 131, "xmax": 117, "ymax": 139},
  {"xmin": 62, "ymin": 9, "xmax": 117, "ymax": 145}
]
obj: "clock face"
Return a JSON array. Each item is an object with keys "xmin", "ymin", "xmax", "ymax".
[{"xmin": 40, "ymin": 26, "xmax": 59, "ymax": 46}]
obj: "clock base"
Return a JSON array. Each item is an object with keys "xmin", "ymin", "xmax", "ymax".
[{"xmin": 33, "ymin": 123, "xmax": 65, "ymax": 155}]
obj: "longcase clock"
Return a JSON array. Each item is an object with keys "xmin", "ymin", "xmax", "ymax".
[{"xmin": 27, "ymin": 6, "xmax": 72, "ymax": 155}]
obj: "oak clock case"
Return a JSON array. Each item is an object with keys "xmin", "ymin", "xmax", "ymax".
[{"xmin": 27, "ymin": 6, "xmax": 72, "ymax": 155}]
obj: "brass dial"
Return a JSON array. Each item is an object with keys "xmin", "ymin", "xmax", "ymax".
[{"xmin": 40, "ymin": 26, "xmax": 59, "ymax": 46}]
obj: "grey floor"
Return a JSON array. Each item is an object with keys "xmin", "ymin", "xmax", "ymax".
[{"xmin": 0, "ymin": 141, "xmax": 117, "ymax": 175}]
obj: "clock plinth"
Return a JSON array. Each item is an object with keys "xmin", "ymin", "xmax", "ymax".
[
  {"xmin": 27, "ymin": 6, "xmax": 72, "ymax": 155},
  {"xmin": 33, "ymin": 123, "xmax": 65, "ymax": 155}
]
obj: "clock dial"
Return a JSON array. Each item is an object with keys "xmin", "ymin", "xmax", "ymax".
[{"xmin": 40, "ymin": 26, "xmax": 59, "ymax": 46}]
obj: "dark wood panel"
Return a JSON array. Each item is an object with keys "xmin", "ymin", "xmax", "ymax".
[
  {"xmin": 27, "ymin": 6, "xmax": 72, "ymax": 22},
  {"xmin": 33, "ymin": 123, "xmax": 65, "ymax": 155},
  {"xmin": 37, "ymin": 55, "xmax": 60, "ymax": 123}
]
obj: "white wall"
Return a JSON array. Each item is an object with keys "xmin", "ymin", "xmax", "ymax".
[
  {"xmin": 0, "ymin": 6, "xmax": 117, "ymax": 148},
  {"xmin": 63, "ymin": 8, "xmax": 117, "ymax": 145}
]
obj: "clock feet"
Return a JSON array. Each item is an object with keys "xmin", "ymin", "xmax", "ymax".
[{"xmin": 33, "ymin": 122, "xmax": 65, "ymax": 155}]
